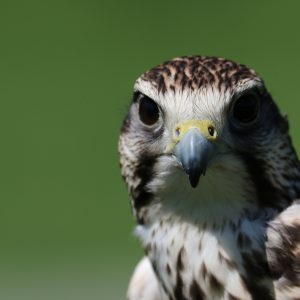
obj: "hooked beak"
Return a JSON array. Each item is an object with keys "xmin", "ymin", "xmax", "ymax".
[{"xmin": 171, "ymin": 120, "xmax": 217, "ymax": 188}]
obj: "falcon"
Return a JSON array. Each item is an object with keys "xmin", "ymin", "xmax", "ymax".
[{"xmin": 118, "ymin": 56, "xmax": 300, "ymax": 300}]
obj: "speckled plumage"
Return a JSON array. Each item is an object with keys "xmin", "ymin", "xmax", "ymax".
[{"xmin": 119, "ymin": 56, "xmax": 300, "ymax": 300}]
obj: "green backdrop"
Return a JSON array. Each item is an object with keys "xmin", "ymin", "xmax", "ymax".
[{"xmin": 1, "ymin": 1, "xmax": 300, "ymax": 299}]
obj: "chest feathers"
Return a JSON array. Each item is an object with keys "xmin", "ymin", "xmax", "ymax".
[
  {"xmin": 134, "ymin": 156, "xmax": 277, "ymax": 300},
  {"xmin": 137, "ymin": 212, "xmax": 273, "ymax": 300}
]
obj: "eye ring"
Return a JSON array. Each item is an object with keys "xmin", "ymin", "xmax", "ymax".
[
  {"xmin": 138, "ymin": 94, "xmax": 160, "ymax": 127},
  {"xmin": 230, "ymin": 92, "xmax": 260, "ymax": 126}
]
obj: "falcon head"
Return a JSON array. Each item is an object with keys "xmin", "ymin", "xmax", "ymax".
[{"xmin": 119, "ymin": 56, "xmax": 300, "ymax": 224}]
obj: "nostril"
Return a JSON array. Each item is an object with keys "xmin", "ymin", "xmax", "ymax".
[
  {"xmin": 175, "ymin": 127, "xmax": 181, "ymax": 137},
  {"xmin": 208, "ymin": 126, "xmax": 214, "ymax": 136}
]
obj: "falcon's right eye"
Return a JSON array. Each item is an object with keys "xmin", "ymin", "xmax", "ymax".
[{"xmin": 138, "ymin": 95, "xmax": 160, "ymax": 126}]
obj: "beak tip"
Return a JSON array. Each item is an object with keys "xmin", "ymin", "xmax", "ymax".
[
  {"xmin": 187, "ymin": 167, "xmax": 205, "ymax": 188},
  {"xmin": 173, "ymin": 128, "xmax": 213, "ymax": 189},
  {"xmin": 189, "ymin": 176, "xmax": 200, "ymax": 188}
]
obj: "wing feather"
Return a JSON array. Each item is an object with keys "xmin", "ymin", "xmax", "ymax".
[
  {"xmin": 127, "ymin": 257, "xmax": 163, "ymax": 300},
  {"xmin": 267, "ymin": 201, "xmax": 300, "ymax": 298}
]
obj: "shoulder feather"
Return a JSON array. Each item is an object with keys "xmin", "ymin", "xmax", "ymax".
[
  {"xmin": 267, "ymin": 201, "xmax": 300, "ymax": 298},
  {"xmin": 127, "ymin": 257, "xmax": 163, "ymax": 300}
]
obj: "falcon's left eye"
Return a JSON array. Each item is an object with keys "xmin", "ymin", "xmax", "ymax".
[
  {"xmin": 138, "ymin": 95, "xmax": 160, "ymax": 126},
  {"xmin": 231, "ymin": 93, "xmax": 260, "ymax": 125}
]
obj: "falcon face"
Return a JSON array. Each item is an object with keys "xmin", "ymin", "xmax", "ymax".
[{"xmin": 119, "ymin": 56, "xmax": 300, "ymax": 300}]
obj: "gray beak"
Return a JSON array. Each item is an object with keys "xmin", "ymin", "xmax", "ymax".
[{"xmin": 173, "ymin": 128, "xmax": 215, "ymax": 188}]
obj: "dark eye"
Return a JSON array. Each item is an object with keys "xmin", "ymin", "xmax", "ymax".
[
  {"xmin": 138, "ymin": 95, "xmax": 160, "ymax": 126},
  {"xmin": 232, "ymin": 93, "xmax": 259, "ymax": 124}
]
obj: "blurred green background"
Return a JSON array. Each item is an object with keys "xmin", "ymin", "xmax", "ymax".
[{"xmin": 1, "ymin": 0, "xmax": 300, "ymax": 299}]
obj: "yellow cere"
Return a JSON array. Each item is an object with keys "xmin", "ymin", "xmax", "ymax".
[{"xmin": 166, "ymin": 119, "xmax": 217, "ymax": 153}]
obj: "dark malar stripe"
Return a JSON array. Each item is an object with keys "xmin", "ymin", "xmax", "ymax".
[
  {"xmin": 132, "ymin": 155, "xmax": 157, "ymax": 222},
  {"xmin": 240, "ymin": 152, "xmax": 290, "ymax": 210}
]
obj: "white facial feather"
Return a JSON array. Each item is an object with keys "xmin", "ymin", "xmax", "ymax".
[
  {"xmin": 134, "ymin": 78, "xmax": 263, "ymax": 147},
  {"xmin": 133, "ymin": 78, "xmax": 261, "ymax": 224}
]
